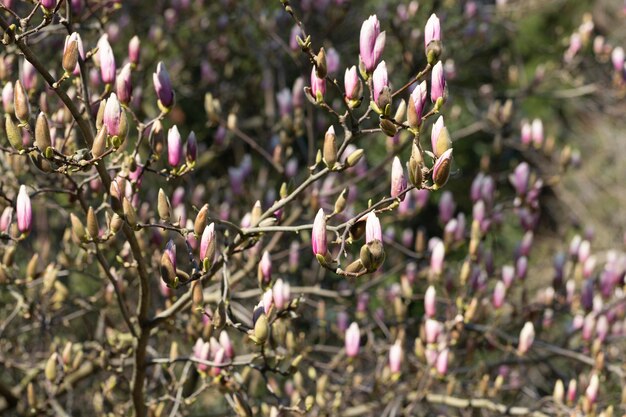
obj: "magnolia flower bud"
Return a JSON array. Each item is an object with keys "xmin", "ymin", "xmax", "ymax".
[
  {"xmin": 346, "ymin": 148, "xmax": 364, "ymax": 167},
  {"xmin": 390, "ymin": 156, "xmax": 407, "ymax": 199},
  {"xmin": 252, "ymin": 313, "xmax": 269, "ymax": 345},
  {"xmin": 431, "ymin": 116, "xmax": 451, "ymax": 158},
  {"xmin": 200, "ymin": 222, "xmax": 216, "ymax": 266},
  {"xmin": 312, "ymin": 208, "xmax": 327, "ymax": 257},
  {"xmin": 424, "ymin": 14, "xmax": 442, "ymax": 64},
  {"xmin": 128, "ymin": 36, "xmax": 141, "ymax": 66},
  {"xmin": 310, "ymin": 66, "xmax": 326, "ymax": 102},
  {"xmin": 430, "ymin": 61, "xmax": 446, "ymax": 105},
  {"xmin": 436, "ymin": 347, "xmax": 449, "ymax": 375},
  {"xmin": 430, "ymin": 240, "xmax": 445, "ymax": 275},
  {"xmin": 4, "ymin": 115, "xmax": 21, "ymax": 151},
  {"xmin": 314, "ymin": 47, "xmax": 327, "ymax": 79},
  {"xmin": 372, "ymin": 61, "xmax": 388, "ymax": 106},
  {"xmin": 70, "ymin": 213, "xmax": 86, "ymax": 243},
  {"xmin": 167, "ymin": 125, "xmax": 182, "ymax": 167},
  {"xmin": 41, "ymin": 0, "xmax": 56, "ymax": 11},
  {"xmin": 35, "ymin": 112, "xmax": 52, "ymax": 155},
  {"xmin": 553, "ymin": 379, "xmax": 565, "ymax": 404},
  {"xmin": 157, "ymin": 188, "xmax": 171, "ymax": 221},
  {"xmin": 359, "ymin": 15, "xmax": 386, "ymax": 73},
  {"xmin": 585, "ymin": 373, "xmax": 599, "ymax": 405},
  {"xmin": 116, "ymin": 63, "xmax": 132, "ymax": 104},
  {"xmin": 407, "ymin": 81, "xmax": 427, "ymax": 128},
  {"xmin": 153, "ymin": 62, "xmax": 175, "ymax": 109},
  {"xmin": 493, "ymin": 281, "xmax": 506, "ymax": 308},
  {"xmin": 365, "ymin": 212, "xmax": 382, "ymax": 243},
  {"xmin": 258, "ymin": 251, "xmax": 272, "ymax": 285},
  {"xmin": 389, "ymin": 340, "xmax": 402, "ymax": 373},
  {"xmin": 16, "ymin": 185, "xmax": 32, "ymax": 234},
  {"xmin": 45, "ymin": 352, "xmax": 58, "ymax": 382},
  {"xmin": 92, "ymin": 125, "xmax": 107, "ymax": 158},
  {"xmin": 517, "ymin": 321, "xmax": 535, "ymax": 354},
  {"xmin": 186, "ymin": 131, "xmax": 197, "ymax": 164},
  {"xmin": 344, "ymin": 66, "xmax": 362, "ymax": 102},
  {"xmin": 323, "ymin": 126, "xmax": 337, "ymax": 169},
  {"xmin": 432, "ymin": 148, "xmax": 453, "ymax": 189},
  {"xmin": 2, "ymin": 82, "xmax": 13, "ymax": 114},
  {"xmin": 273, "ymin": 278, "xmax": 290, "ymax": 310},
  {"xmin": 424, "ymin": 318, "xmax": 441, "ymax": 344},
  {"xmin": 345, "ymin": 322, "xmax": 360, "ymax": 357},
  {"xmin": 122, "ymin": 197, "xmax": 137, "ymax": 226},
  {"xmin": 86, "ymin": 206, "xmax": 99, "ymax": 240},
  {"xmin": 408, "ymin": 143, "xmax": 423, "ymax": 188},
  {"xmin": 62, "ymin": 33, "xmax": 79, "ymax": 75},
  {"xmin": 194, "ymin": 204, "xmax": 209, "ymax": 236},
  {"xmin": 14, "ymin": 80, "xmax": 30, "ymax": 124},
  {"xmin": 98, "ymin": 36, "xmax": 116, "ymax": 84},
  {"xmin": 103, "ymin": 93, "xmax": 122, "ymax": 137},
  {"xmin": 160, "ymin": 240, "xmax": 177, "ymax": 286}
]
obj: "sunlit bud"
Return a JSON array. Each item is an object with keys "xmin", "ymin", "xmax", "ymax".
[
  {"xmin": 70, "ymin": 213, "xmax": 86, "ymax": 243},
  {"xmin": 519, "ymin": 231, "xmax": 533, "ymax": 257},
  {"xmin": 360, "ymin": 15, "xmax": 386, "ymax": 73},
  {"xmin": 407, "ymin": 81, "xmax": 427, "ymax": 128},
  {"xmin": 493, "ymin": 281, "xmax": 506, "ymax": 308},
  {"xmin": 436, "ymin": 348, "xmax": 449, "ymax": 375},
  {"xmin": 153, "ymin": 62, "xmax": 175, "ymax": 109},
  {"xmin": 520, "ymin": 121, "xmax": 531, "ymax": 146},
  {"xmin": 344, "ymin": 66, "xmax": 362, "ymax": 101},
  {"xmin": 390, "ymin": 156, "xmax": 407, "ymax": 199},
  {"xmin": 0, "ymin": 207, "xmax": 12, "ymax": 233},
  {"xmin": 2, "ymin": 82, "xmax": 13, "ymax": 114},
  {"xmin": 389, "ymin": 340, "xmax": 402, "ymax": 373},
  {"xmin": 128, "ymin": 36, "xmax": 141, "ymax": 66},
  {"xmin": 98, "ymin": 36, "xmax": 116, "ymax": 84},
  {"xmin": 22, "ymin": 59, "xmax": 37, "ymax": 91},
  {"xmin": 200, "ymin": 223, "xmax": 215, "ymax": 263},
  {"xmin": 432, "ymin": 148, "xmax": 453, "ymax": 189},
  {"xmin": 516, "ymin": 256, "xmax": 528, "ymax": 280},
  {"xmin": 326, "ymin": 47, "xmax": 340, "ymax": 75},
  {"xmin": 122, "ymin": 197, "xmax": 136, "ymax": 226},
  {"xmin": 62, "ymin": 33, "xmax": 80, "ymax": 74},
  {"xmin": 273, "ymin": 278, "xmax": 291, "ymax": 310},
  {"xmin": 408, "ymin": 144, "xmax": 423, "ymax": 188},
  {"xmin": 430, "ymin": 61, "xmax": 446, "ymax": 104},
  {"xmin": 365, "ymin": 212, "xmax": 382, "ymax": 243},
  {"xmin": 262, "ymin": 289, "xmax": 273, "ymax": 315},
  {"xmin": 16, "ymin": 185, "xmax": 32, "ymax": 234},
  {"xmin": 531, "ymin": 118, "xmax": 543, "ymax": 148},
  {"xmin": 578, "ymin": 240, "xmax": 591, "ymax": 264},
  {"xmin": 567, "ymin": 379, "xmax": 577, "ymax": 404},
  {"xmin": 116, "ymin": 63, "xmax": 132, "ymax": 104},
  {"xmin": 157, "ymin": 188, "xmax": 171, "ymax": 221},
  {"xmin": 310, "ymin": 66, "xmax": 326, "ymax": 101},
  {"xmin": 424, "ymin": 285, "xmax": 436, "ymax": 317},
  {"xmin": 431, "ymin": 116, "xmax": 451, "ymax": 158},
  {"xmin": 430, "ymin": 240, "xmax": 445, "ymax": 275},
  {"xmin": 509, "ymin": 162, "xmax": 530, "ymax": 196},
  {"xmin": 372, "ymin": 60, "xmax": 388, "ymax": 105},
  {"xmin": 553, "ymin": 379, "xmax": 565, "ymax": 404},
  {"xmin": 103, "ymin": 93, "xmax": 122, "ymax": 136},
  {"xmin": 424, "ymin": 14, "xmax": 441, "ymax": 49},
  {"xmin": 311, "ymin": 209, "xmax": 327, "ymax": 257},
  {"xmin": 252, "ymin": 313, "xmax": 269, "ymax": 345},
  {"xmin": 292, "ymin": 77, "xmax": 304, "ymax": 108},
  {"xmin": 424, "ymin": 318, "xmax": 441, "ymax": 344},
  {"xmin": 86, "ymin": 207, "xmax": 99, "ymax": 240},
  {"xmin": 585, "ymin": 373, "xmax": 599, "ymax": 405},
  {"xmin": 259, "ymin": 251, "xmax": 272, "ymax": 284},
  {"xmin": 517, "ymin": 321, "xmax": 535, "ymax": 354},
  {"xmin": 323, "ymin": 126, "xmax": 337, "ymax": 168},
  {"xmin": 167, "ymin": 125, "xmax": 183, "ymax": 167},
  {"xmin": 314, "ymin": 47, "xmax": 327, "ymax": 79},
  {"xmin": 611, "ymin": 46, "xmax": 625, "ymax": 72},
  {"xmin": 346, "ymin": 148, "xmax": 364, "ymax": 167},
  {"xmin": 345, "ymin": 322, "xmax": 360, "ymax": 357},
  {"xmin": 14, "ymin": 80, "xmax": 30, "ymax": 124},
  {"xmin": 34, "ymin": 112, "xmax": 52, "ymax": 154},
  {"xmin": 160, "ymin": 240, "xmax": 177, "ymax": 286}
]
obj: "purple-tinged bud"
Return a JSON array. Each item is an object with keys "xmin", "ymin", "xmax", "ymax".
[
  {"xmin": 98, "ymin": 36, "xmax": 116, "ymax": 84},
  {"xmin": 259, "ymin": 251, "xmax": 272, "ymax": 283},
  {"xmin": 2, "ymin": 82, "xmax": 13, "ymax": 114},
  {"xmin": 424, "ymin": 285, "xmax": 436, "ymax": 317},
  {"xmin": 103, "ymin": 93, "xmax": 122, "ymax": 136},
  {"xmin": 167, "ymin": 125, "xmax": 183, "ymax": 167},
  {"xmin": 309, "ymin": 66, "xmax": 326, "ymax": 101},
  {"xmin": 186, "ymin": 131, "xmax": 197, "ymax": 163},
  {"xmin": 359, "ymin": 15, "xmax": 386, "ymax": 73},
  {"xmin": 345, "ymin": 322, "xmax": 360, "ymax": 357},
  {"xmin": 424, "ymin": 14, "xmax": 441, "ymax": 49},
  {"xmin": 430, "ymin": 61, "xmax": 446, "ymax": 104},
  {"xmin": 612, "ymin": 46, "xmax": 625, "ymax": 72},
  {"xmin": 517, "ymin": 321, "xmax": 535, "ymax": 355},
  {"xmin": 289, "ymin": 25, "xmax": 302, "ymax": 51},
  {"xmin": 493, "ymin": 281, "xmax": 506, "ymax": 308},
  {"xmin": 390, "ymin": 156, "xmax": 407, "ymax": 199},
  {"xmin": 520, "ymin": 121, "xmax": 531, "ymax": 146},
  {"xmin": 567, "ymin": 379, "xmax": 577, "ymax": 404},
  {"xmin": 365, "ymin": 212, "xmax": 382, "ymax": 243},
  {"xmin": 153, "ymin": 62, "xmax": 175, "ymax": 109},
  {"xmin": 438, "ymin": 191, "xmax": 455, "ymax": 223},
  {"xmin": 472, "ymin": 200, "xmax": 486, "ymax": 224},
  {"xmin": 326, "ymin": 47, "xmax": 340, "ymax": 75},
  {"xmin": 408, "ymin": 81, "xmax": 427, "ymax": 128},
  {"xmin": 41, "ymin": 0, "xmax": 56, "ymax": 10},
  {"xmin": 312, "ymin": 208, "xmax": 327, "ymax": 256},
  {"xmin": 273, "ymin": 278, "xmax": 290, "ymax": 310},
  {"xmin": 516, "ymin": 256, "xmax": 528, "ymax": 280},
  {"xmin": 0, "ymin": 207, "xmax": 12, "ymax": 233},
  {"xmin": 262, "ymin": 289, "xmax": 273, "ymax": 314},
  {"xmin": 165, "ymin": 239, "xmax": 177, "ymax": 270},
  {"xmin": 128, "ymin": 36, "xmax": 141, "ymax": 66},
  {"xmin": 519, "ymin": 231, "xmax": 533, "ymax": 257},
  {"xmin": 337, "ymin": 311, "xmax": 349, "ymax": 333},
  {"xmin": 583, "ymin": 256, "xmax": 596, "ymax": 279},
  {"xmin": 585, "ymin": 373, "xmax": 599, "ymax": 405},
  {"xmin": 389, "ymin": 340, "xmax": 402, "ymax": 373},
  {"xmin": 431, "ymin": 116, "xmax": 449, "ymax": 158},
  {"xmin": 22, "ymin": 59, "xmax": 37, "ymax": 91},
  {"xmin": 276, "ymin": 88, "xmax": 292, "ymax": 117},
  {"xmin": 509, "ymin": 162, "xmax": 530, "ymax": 196},
  {"xmin": 116, "ymin": 63, "xmax": 132, "ymax": 105},
  {"xmin": 200, "ymin": 223, "xmax": 215, "ymax": 262},
  {"xmin": 424, "ymin": 318, "xmax": 442, "ymax": 344},
  {"xmin": 16, "ymin": 185, "xmax": 32, "ymax": 234},
  {"xmin": 436, "ymin": 347, "xmax": 449, "ymax": 375},
  {"xmin": 344, "ymin": 66, "xmax": 362, "ymax": 101},
  {"xmin": 531, "ymin": 118, "xmax": 543, "ymax": 148},
  {"xmin": 432, "ymin": 148, "xmax": 453, "ymax": 189},
  {"xmin": 430, "ymin": 240, "xmax": 445, "ymax": 275},
  {"xmin": 372, "ymin": 60, "xmax": 388, "ymax": 104}
]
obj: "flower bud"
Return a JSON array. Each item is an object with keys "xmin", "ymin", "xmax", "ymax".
[
  {"xmin": 252, "ymin": 313, "xmax": 269, "ymax": 345},
  {"xmin": 389, "ymin": 340, "xmax": 402, "ymax": 373},
  {"xmin": 186, "ymin": 131, "xmax": 197, "ymax": 164},
  {"xmin": 431, "ymin": 116, "xmax": 451, "ymax": 158},
  {"xmin": 424, "ymin": 318, "xmax": 442, "ymax": 344},
  {"xmin": 194, "ymin": 204, "xmax": 209, "ymax": 236},
  {"xmin": 432, "ymin": 148, "xmax": 453, "ymax": 189},
  {"xmin": 424, "ymin": 14, "xmax": 441, "ymax": 50},
  {"xmin": 407, "ymin": 81, "xmax": 427, "ymax": 128},
  {"xmin": 70, "ymin": 213, "xmax": 86, "ymax": 243},
  {"xmin": 14, "ymin": 80, "xmax": 30, "ymax": 124},
  {"xmin": 153, "ymin": 62, "xmax": 175, "ymax": 109},
  {"xmin": 45, "ymin": 352, "xmax": 58, "ymax": 382},
  {"xmin": 199, "ymin": 222, "xmax": 216, "ymax": 266},
  {"xmin": 86, "ymin": 206, "xmax": 99, "ymax": 240},
  {"xmin": 323, "ymin": 126, "xmax": 337, "ymax": 169},
  {"xmin": 517, "ymin": 321, "xmax": 535, "ymax": 355},
  {"xmin": 372, "ymin": 60, "xmax": 388, "ymax": 106},
  {"xmin": 585, "ymin": 373, "xmax": 599, "ymax": 405},
  {"xmin": 16, "ymin": 185, "xmax": 32, "ymax": 234},
  {"xmin": 2, "ymin": 82, "xmax": 13, "ymax": 114},
  {"xmin": 436, "ymin": 347, "xmax": 449, "ymax": 375},
  {"xmin": 424, "ymin": 285, "xmax": 436, "ymax": 317},
  {"xmin": 365, "ymin": 212, "xmax": 382, "ymax": 243},
  {"xmin": 103, "ymin": 93, "xmax": 122, "ymax": 137},
  {"xmin": 35, "ymin": 112, "xmax": 52, "ymax": 155},
  {"xmin": 390, "ymin": 156, "xmax": 407, "ymax": 199},
  {"xmin": 567, "ymin": 379, "xmax": 577, "ymax": 404},
  {"xmin": 360, "ymin": 15, "xmax": 386, "ymax": 73},
  {"xmin": 310, "ymin": 66, "xmax": 326, "ymax": 102},
  {"xmin": 116, "ymin": 63, "xmax": 132, "ymax": 105},
  {"xmin": 344, "ymin": 66, "xmax": 362, "ymax": 102},
  {"xmin": 531, "ymin": 118, "xmax": 543, "ymax": 149},
  {"xmin": 41, "ymin": 0, "xmax": 56, "ymax": 11},
  {"xmin": 160, "ymin": 240, "xmax": 177, "ymax": 286},
  {"xmin": 430, "ymin": 61, "xmax": 446, "ymax": 104},
  {"xmin": 167, "ymin": 125, "xmax": 182, "ymax": 167},
  {"xmin": 430, "ymin": 240, "xmax": 445, "ymax": 275},
  {"xmin": 122, "ymin": 197, "xmax": 137, "ymax": 226},
  {"xmin": 334, "ymin": 188, "xmax": 349, "ymax": 215},
  {"xmin": 408, "ymin": 143, "xmax": 423, "ymax": 188},
  {"xmin": 92, "ymin": 125, "xmax": 108, "ymax": 158},
  {"xmin": 314, "ymin": 47, "xmax": 327, "ymax": 79},
  {"xmin": 345, "ymin": 322, "xmax": 360, "ymax": 357},
  {"xmin": 312, "ymin": 208, "xmax": 327, "ymax": 257},
  {"xmin": 553, "ymin": 379, "xmax": 565, "ymax": 404},
  {"xmin": 258, "ymin": 251, "xmax": 272, "ymax": 284},
  {"xmin": 62, "ymin": 34, "xmax": 79, "ymax": 75},
  {"xmin": 98, "ymin": 36, "xmax": 116, "ymax": 84},
  {"xmin": 157, "ymin": 188, "xmax": 171, "ymax": 221},
  {"xmin": 346, "ymin": 148, "xmax": 364, "ymax": 167},
  {"xmin": 128, "ymin": 36, "xmax": 141, "ymax": 66},
  {"xmin": 493, "ymin": 281, "xmax": 506, "ymax": 308},
  {"xmin": 273, "ymin": 278, "xmax": 290, "ymax": 310}
]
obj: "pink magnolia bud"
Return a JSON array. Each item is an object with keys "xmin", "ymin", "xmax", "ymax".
[
  {"xmin": 516, "ymin": 256, "xmax": 528, "ymax": 280},
  {"xmin": 326, "ymin": 47, "xmax": 340, "ymax": 75},
  {"xmin": 345, "ymin": 322, "xmax": 360, "ymax": 357},
  {"xmin": 210, "ymin": 347, "xmax": 225, "ymax": 376},
  {"xmin": 424, "ymin": 285, "xmax": 436, "ymax": 317},
  {"xmin": 262, "ymin": 289, "xmax": 273, "ymax": 314},
  {"xmin": 165, "ymin": 239, "xmax": 177, "ymax": 270},
  {"xmin": 596, "ymin": 314, "xmax": 608, "ymax": 342},
  {"xmin": 312, "ymin": 208, "xmax": 327, "ymax": 256},
  {"xmin": 585, "ymin": 373, "xmax": 599, "ymax": 405},
  {"xmin": 436, "ymin": 347, "xmax": 449, "ymax": 375},
  {"xmin": 128, "ymin": 36, "xmax": 141, "ymax": 66},
  {"xmin": 430, "ymin": 116, "xmax": 444, "ymax": 156},
  {"xmin": 41, "ymin": 0, "xmax": 56, "ymax": 10},
  {"xmin": 116, "ymin": 63, "xmax": 132, "ymax": 104},
  {"xmin": 438, "ymin": 191, "xmax": 455, "ymax": 223},
  {"xmin": 582, "ymin": 313, "xmax": 595, "ymax": 340},
  {"xmin": 344, "ymin": 66, "xmax": 361, "ymax": 101},
  {"xmin": 390, "ymin": 156, "xmax": 407, "ymax": 199},
  {"xmin": 509, "ymin": 162, "xmax": 530, "ymax": 196},
  {"xmin": 612, "ymin": 46, "xmax": 625, "ymax": 72},
  {"xmin": 531, "ymin": 118, "xmax": 543, "ymax": 148},
  {"xmin": 567, "ymin": 379, "xmax": 577, "ymax": 404},
  {"xmin": 432, "ymin": 148, "xmax": 453, "ymax": 189},
  {"xmin": 424, "ymin": 13, "xmax": 441, "ymax": 49},
  {"xmin": 16, "ymin": 185, "xmax": 32, "ymax": 234},
  {"xmin": 337, "ymin": 311, "xmax": 349, "ymax": 333},
  {"xmin": 98, "ymin": 36, "xmax": 116, "ymax": 84},
  {"xmin": 493, "ymin": 281, "xmax": 506, "ymax": 308},
  {"xmin": 22, "ymin": 59, "xmax": 37, "ymax": 91},
  {"xmin": 359, "ymin": 15, "xmax": 386, "ymax": 73},
  {"xmin": 2, "ymin": 82, "xmax": 13, "ymax": 114},
  {"xmin": 289, "ymin": 25, "xmax": 302, "ymax": 51},
  {"xmin": 519, "ymin": 231, "xmax": 533, "ymax": 257},
  {"xmin": 372, "ymin": 60, "xmax": 388, "ymax": 104},
  {"xmin": 167, "ymin": 125, "xmax": 182, "ymax": 167},
  {"xmin": 578, "ymin": 240, "xmax": 591, "ymax": 264},
  {"xmin": 259, "ymin": 251, "xmax": 272, "ymax": 283},
  {"xmin": 0, "ymin": 207, "xmax": 12, "ymax": 233},
  {"xmin": 389, "ymin": 340, "xmax": 402, "ymax": 373},
  {"xmin": 430, "ymin": 240, "xmax": 445, "ymax": 275},
  {"xmin": 517, "ymin": 321, "xmax": 535, "ymax": 354},
  {"xmin": 273, "ymin": 278, "xmax": 290, "ymax": 310},
  {"xmin": 153, "ymin": 62, "xmax": 175, "ymax": 108},
  {"xmin": 424, "ymin": 318, "xmax": 441, "ymax": 344},
  {"xmin": 430, "ymin": 61, "xmax": 446, "ymax": 103},
  {"xmin": 409, "ymin": 81, "xmax": 427, "ymax": 127},
  {"xmin": 103, "ymin": 93, "xmax": 122, "ymax": 136},
  {"xmin": 194, "ymin": 339, "xmax": 211, "ymax": 372},
  {"xmin": 200, "ymin": 223, "xmax": 215, "ymax": 261},
  {"xmin": 310, "ymin": 66, "xmax": 326, "ymax": 100},
  {"xmin": 276, "ymin": 88, "xmax": 292, "ymax": 116},
  {"xmin": 365, "ymin": 212, "xmax": 382, "ymax": 243},
  {"xmin": 520, "ymin": 120, "xmax": 531, "ymax": 146}
]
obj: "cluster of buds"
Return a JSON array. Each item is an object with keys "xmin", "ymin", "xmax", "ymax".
[{"xmin": 192, "ymin": 331, "xmax": 233, "ymax": 376}]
